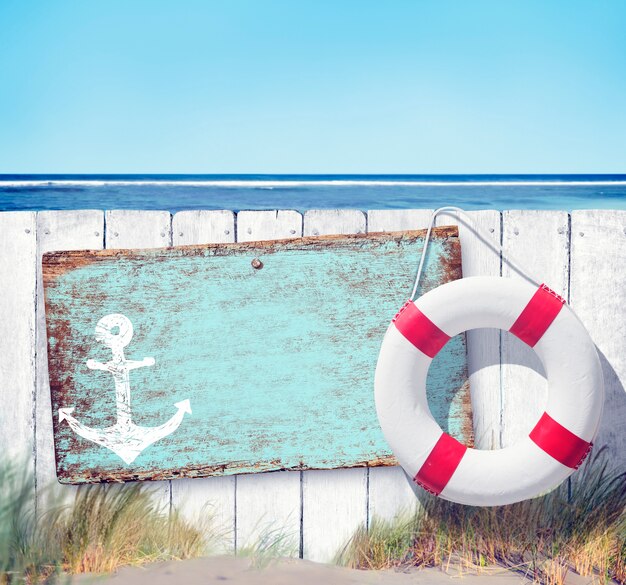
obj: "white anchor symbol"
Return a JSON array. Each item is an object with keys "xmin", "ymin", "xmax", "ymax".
[{"xmin": 59, "ymin": 313, "xmax": 191, "ymax": 465}]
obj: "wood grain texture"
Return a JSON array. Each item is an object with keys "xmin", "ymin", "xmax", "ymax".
[
  {"xmin": 36, "ymin": 210, "xmax": 104, "ymax": 507},
  {"xmin": 236, "ymin": 210, "xmax": 302, "ymax": 243},
  {"xmin": 0, "ymin": 212, "xmax": 37, "ymax": 467},
  {"xmin": 234, "ymin": 210, "xmax": 303, "ymax": 557},
  {"xmin": 500, "ymin": 211, "xmax": 570, "ymax": 447},
  {"xmin": 367, "ymin": 209, "xmax": 433, "ymax": 233},
  {"xmin": 105, "ymin": 210, "xmax": 172, "ymax": 249},
  {"xmin": 570, "ymin": 210, "xmax": 626, "ymax": 469},
  {"xmin": 302, "ymin": 468, "xmax": 367, "ymax": 562},
  {"xmin": 368, "ymin": 466, "xmax": 417, "ymax": 522},
  {"xmin": 104, "ymin": 210, "xmax": 172, "ymax": 509},
  {"xmin": 235, "ymin": 470, "xmax": 301, "ymax": 555},
  {"xmin": 172, "ymin": 211, "xmax": 235, "ymax": 245},
  {"xmin": 434, "ymin": 210, "xmax": 502, "ymax": 449},
  {"xmin": 303, "ymin": 210, "xmax": 366, "ymax": 237},
  {"xmin": 171, "ymin": 210, "xmax": 236, "ymax": 553},
  {"xmin": 171, "ymin": 465, "xmax": 235, "ymax": 554},
  {"xmin": 43, "ymin": 228, "xmax": 464, "ymax": 484},
  {"xmin": 301, "ymin": 210, "xmax": 367, "ymax": 563},
  {"xmin": 3, "ymin": 207, "xmax": 622, "ymax": 564},
  {"xmin": 366, "ymin": 210, "xmax": 432, "ymax": 523}
]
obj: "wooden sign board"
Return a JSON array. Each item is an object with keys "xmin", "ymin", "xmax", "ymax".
[{"xmin": 43, "ymin": 227, "xmax": 471, "ymax": 484}]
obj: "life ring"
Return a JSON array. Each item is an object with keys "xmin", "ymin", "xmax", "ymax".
[{"xmin": 375, "ymin": 276, "xmax": 604, "ymax": 506}]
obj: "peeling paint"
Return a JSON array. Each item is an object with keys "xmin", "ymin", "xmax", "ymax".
[{"xmin": 43, "ymin": 228, "xmax": 472, "ymax": 484}]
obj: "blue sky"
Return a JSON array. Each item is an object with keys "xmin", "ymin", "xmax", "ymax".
[{"xmin": 0, "ymin": 1, "xmax": 625, "ymax": 174}]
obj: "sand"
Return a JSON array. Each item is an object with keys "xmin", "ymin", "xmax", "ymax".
[{"xmin": 73, "ymin": 556, "xmax": 606, "ymax": 585}]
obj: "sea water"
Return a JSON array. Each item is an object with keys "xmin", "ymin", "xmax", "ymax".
[{"xmin": 1, "ymin": 174, "xmax": 625, "ymax": 212}]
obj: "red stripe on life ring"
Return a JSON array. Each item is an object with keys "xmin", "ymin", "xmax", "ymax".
[
  {"xmin": 414, "ymin": 433, "xmax": 467, "ymax": 495},
  {"xmin": 509, "ymin": 284, "xmax": 566, "ymax": 347},
  {"xmin": 393, "ymin": 301, "xmax": 450, "ymax": 358},
  {"xmin": 529, "ymin": 412, "xmax": 592, "ymax": 469}
]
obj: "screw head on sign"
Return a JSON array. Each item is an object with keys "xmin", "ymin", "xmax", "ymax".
[{"xmin": 251, "ymin": 258, "xmax": 263, "ymax": 269}]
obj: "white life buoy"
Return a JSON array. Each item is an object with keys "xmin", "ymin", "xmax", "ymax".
[{"xmin": 375, "ymin": 276, "xmax": 604, "ymax": 506}]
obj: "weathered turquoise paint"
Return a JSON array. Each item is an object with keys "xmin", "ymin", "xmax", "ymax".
[{"xmin": 43, "ymin": 229, "xmax": 470, "ymax": 483}]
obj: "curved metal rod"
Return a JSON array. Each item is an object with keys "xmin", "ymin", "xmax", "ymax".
[{"xmin": 410, "ymin": 206, "xmax": 541, "ymax": 301}]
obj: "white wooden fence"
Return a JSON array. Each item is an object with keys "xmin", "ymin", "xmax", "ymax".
[{"xmin": 0, "ymin": 209, "xmax": 624, "ymax": 563}]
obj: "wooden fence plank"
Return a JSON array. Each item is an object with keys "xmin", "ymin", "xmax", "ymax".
[
  {"xmin": 366, "ymin": 209, "xmax": 433, "ymax": 522},
  {"xmin": 235, "ymin": 470, "xmax": 301, "ymax": 555},
  {"xmin": 236, "ymin": 210, "xmax": 302, "ymax": 243},
  {"xmin": 501, "ymin": 210, "xmax": 570, "ymax": 447},
  {"xmin": 105, "ymin": 210, "xmax": 171, "ymax": 249},
  {"xmin": 36, "ymin": 211, "xmax": 104, "ymax": 505},
  {"xmin": 171, "ymin": 210, "xmax": 236, "ymax": 553},
  {"xmin": 104, "ymin": 209, "xmax": 172, "ymax": 509},
  {"xmin": 303, "ymin": 209, "xmax": 366, "ymax": 237},
  {"xmin": 570, "ymin": 210, "xmax": 626, "ymax": 469},
  {"xmin": 0, "ymin": 212, "xmax": 37, "ymax": 468},
  {"xmin": 302, "ymin": 469, "xmax": 367, "ymax": 563},
  {"xmin": 301, "ymin": 210, "xmax": 368, "ymax": 563},
  {"xmin": 172, "ymin": 210, "xmax": 235, "ymax": 245},
  {"xmin": 434, "ymin": 210, "xmax": 502, "ymax": 449},
  {"xmin": 11, "ymin": 206, "xmax": 622, "ymax": 564},
  {"xmin": 10, "ymin": 206, "xmax": 623, "ymax": 564},
  {"xmin": 234, "ymin": 210, "xmax": 303, "ymax": 556},
  {"xmin": 367, "ymin": 209, "xmax": 433, "ymax": 233}
]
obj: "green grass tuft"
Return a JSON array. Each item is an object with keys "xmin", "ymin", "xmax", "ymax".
[
  {"xmin": 59, "ymin": 483, "xmax": 204, "ymax": 574},
  {"xmin": 0, "ymin": 459, "xmax": 206, "ymax": 582},
  {"xmin": 337, "ymin": 448, "xmax": 626, "ymax": 585},
  {"xmin": 236, "ymin": 524, "xmax": 298, "ymax": 568}
]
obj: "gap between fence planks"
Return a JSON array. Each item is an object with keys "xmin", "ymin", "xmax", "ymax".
[
  {"xmin": 500, "ymin": 211, "xmax": 570, "ymax": 447},
  {"xmin": 0, "ymin": 209, "xmax": 624, "ymax": 563}
]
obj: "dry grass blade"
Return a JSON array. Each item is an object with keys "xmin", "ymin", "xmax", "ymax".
[
  {"xmin": 338, "ymin": 448, "xmax": 626, "ymax": 585},
  {"xmin": 236, "ymin": 523, "xmax": 298, "ymax": 568},
  {"xmin": 0, "ymin": 460, "xmax": 207, "ymax": 582},
  {"xmin": 59, "ymin": 483, "xmax": 203, "ymax": 574}
]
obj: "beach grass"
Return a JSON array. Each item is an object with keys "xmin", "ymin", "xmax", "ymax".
[
  {"xmin": 59, "ymin": 483, "xmax": 204, "ymax": 574},
  {"xmin": 0, "ymin": 460, "xmax": 205, "ymax": 582},
  {"xmin": 337, "ymin": 448, "xmax": 626, "ymax": 584},
  {"xmin": 236, "ymin": 525, "xmax": 298, "ymax": 568},
  {"xmin": 2, "ymin": 450, "xmax": 624, "ymax": 583}
]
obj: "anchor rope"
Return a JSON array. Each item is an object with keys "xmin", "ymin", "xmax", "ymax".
[{"xmin": 410, "ymin": 206, "xmax": 542, "ymax": 301}]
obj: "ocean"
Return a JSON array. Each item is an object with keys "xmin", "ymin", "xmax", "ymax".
[{"xmin": 1, "ymin": 174, "xmax": 625, "ymax": 212}]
